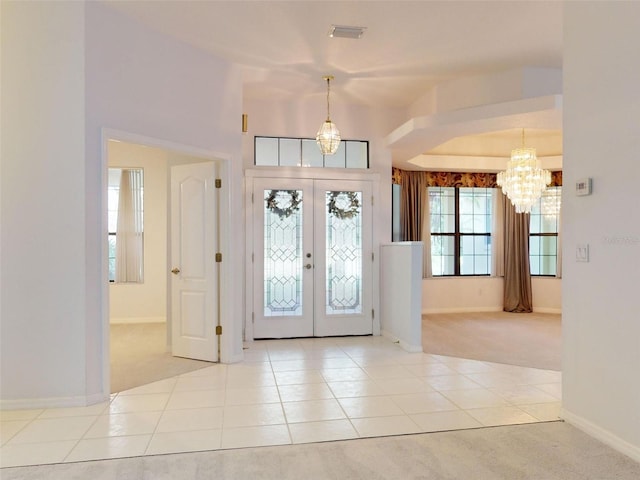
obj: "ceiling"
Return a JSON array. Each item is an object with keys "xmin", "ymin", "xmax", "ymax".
[{"xmin": 102, "ymin": 0, "xmax": 564, "ymax": 168}]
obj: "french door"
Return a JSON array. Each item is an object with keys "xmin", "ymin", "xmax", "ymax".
[{"xmin": 252, "ymin": 177, "xmax": 373, "ymax": 338}]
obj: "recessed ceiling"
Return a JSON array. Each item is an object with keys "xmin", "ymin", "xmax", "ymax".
[{"xmin": 427, "ymin": 128, "xmax": 563, "ymax": 158}]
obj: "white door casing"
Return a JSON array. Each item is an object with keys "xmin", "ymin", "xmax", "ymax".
[{"xmin": 170, "ymin": 162, "xmax": 218, "ymax": 361}]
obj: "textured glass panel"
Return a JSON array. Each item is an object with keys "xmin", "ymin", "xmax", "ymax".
[
  {"xmin": 324, "ymin": 142, "xmax": 346, "ymax": 168},
  {"xmin": 301, "ymin": 139, "xmax": 324, "ymax": 167},
  {"xmin": 264, "ymin": 190, "xmax": 303, "ymax": 316},
  {"xmin": 279, "ymin": 138, "xmax": 301, "ymax": 166},
  {"xmin": 326, "ymin": 191, "xmax": 362, "ymax": 315},
  {"xmin": 255, "ymin": 137, "xmax": 279, "ymax": 166},
  {"xmin": 460, "ymin": 255, "xmax": 474, "ymax": 275}
]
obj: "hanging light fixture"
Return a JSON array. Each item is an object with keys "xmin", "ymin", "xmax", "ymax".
[
  {"xmin": 316, "ymin": 75, "xmax": 341, "ymax": 155},
  {"xmin": 497, "ymin": 129, "xmax": 551, "ymax": 214}
]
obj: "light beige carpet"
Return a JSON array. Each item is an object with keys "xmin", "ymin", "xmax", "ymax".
[
  {"xmin": 110, "ymin": 323, "xmax": 213, "ymax": 393},
  {"xmin": 4, "ymin": 423, "xmax": 640, "ymax": 479},
  {"xmin": 422, "ymin": 311, "xmax": 561, "ymax": 371}
]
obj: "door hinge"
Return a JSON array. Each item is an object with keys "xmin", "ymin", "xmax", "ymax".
[
  {"xmin": 215, "ymin": 252, "xmax": 222, "ymax": 263},
  {"xmin": 372, "ymin": 309, "xmax": 375, "ymax": 319},
  {"xmin": 371, "ymin": 195, "xmax": 374, "ymax": 206},
  {"xmin": 215, "ymin": 178, "xmax": 222, "ymax": 189},
  {"xmin": 251, "ymin": 192, "xmax": 254, "ymax": 203},
  {"xmin": 372, "ymin": 252, "xmax": 375, "ymax": 262},
  {"xmin": 252, "ymin": 312, "xmax": 255, "ymax": 324},
  {"xmin": 216, "ymin": 325, "xmax": 222, "ymax": 335},
  {"xmin": 252, "ymin": 252, "xmax": 254, "ymax": 263}
]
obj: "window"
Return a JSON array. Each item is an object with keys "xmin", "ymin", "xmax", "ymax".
[
  {"xmin": 529, "ymin": 186, "xmax": 561, "ymax": 276},
  {"xmin": 108, "ymin": 168, "xmax": 144, "ymax": 282},
  {"xmin": 254, "ymin": 136, "xmax": 369, "ymax": 169},
  {"xmin": 429, "ymin": 187, "xmax": 492, "ymax": 276}
]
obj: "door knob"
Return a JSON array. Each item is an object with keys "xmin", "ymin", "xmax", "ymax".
[
  {"xmin": 305, "ymin": 264, "xmax": 312, "ymax": 270},
  {"xmin": 171, "ymin": 268, "xmax": 180, "ymax": 275}
]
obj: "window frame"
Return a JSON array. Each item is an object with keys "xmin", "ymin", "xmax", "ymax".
[
  {"xmin": 429, "ymin": 186, "xmax": 492, "ymax": 277},
  {"xmin": 254, "ymin": 136, "xmax": 370, "ymax": 169},
  {"xmin": 529, "ymin": 186, "xmax": 561, "ymax": 277}
]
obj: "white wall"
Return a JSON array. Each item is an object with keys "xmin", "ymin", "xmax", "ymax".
[
  {"xmin": 562, "ymin": 2, "xmax": 640, "ymax": 461},
  {"xmin": 423, "ymin": 277, "xmax": 561, "ymax": 314},
  {"xmin": 108, "ymin": 141, "xmax": 168, "ymax": 324},
  {"xmin": 243, "ymin": 96, "xmax": 406, "ymax": 244},
  {"xmin": 1, "ymin": 1, "xmax": 246, "ymax": 408},
  {"xmin": 1, "ymin": 2, "xmax": 89, "ymax": 407}
]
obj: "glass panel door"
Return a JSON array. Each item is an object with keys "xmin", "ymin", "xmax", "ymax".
[
  {"xmin": 252, "ymin": 178, "xmax": 372, "ymax": 338},
  {"xmin": 253, "ymin": 178, "xmax": 314, "ymax": 338},
  {"xmin": 314, "ymin": 180, "xmax": 372, "ymax": 337}
]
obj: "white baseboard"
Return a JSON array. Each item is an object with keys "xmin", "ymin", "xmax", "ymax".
[
  {"xmin": 422, "ymin": 307, "xmax": 561, "ymax": 315},
  {"xmin": 532, "ymin": 307, "xmax": 562, "ymax": 314},
  {"xmin": 560, "ymin": 408, "xmax": 640, "ymax": 463},
  {"xmin": 381, "ymin": 329, "xmax": 423, "ymax": 353},
  {"xmin": 110, "ymin": 316, "xmax": 166, "ymax": 324},
  {"xmin": 1, "ymin": 392, "xmax": 110, "ymax": 410},
  {"xmin": 422, "ymin": 307, "xmax": 502, "ymax": 314}
]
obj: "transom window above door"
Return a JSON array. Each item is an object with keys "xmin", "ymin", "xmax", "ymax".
[{"xmin": 254, "ymin": 136, "xmax": 369, "ymax": 169}]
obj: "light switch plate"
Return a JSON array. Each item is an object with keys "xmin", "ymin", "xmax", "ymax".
[
  {"xmin": 576, "ymin": 177, "xmax": 592, "ymax": 196},
  {"xmin": 576, "ymin": 244, "xmax": 589, "ymax": 262}
]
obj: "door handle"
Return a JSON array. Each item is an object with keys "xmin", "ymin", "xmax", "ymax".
[
  {"xmin": 304, "ymin": 264, "xmax": 313, "ymax": 270},
  {"xmin": 171, "ymin": 268, "xmax": 180, "ymax": 275}
]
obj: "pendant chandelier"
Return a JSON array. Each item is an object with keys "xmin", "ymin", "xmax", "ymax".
[
  {"xmin": 496, "ymin": 129, "xmax": 551, "ymax": 214},
  {"xmin": 316, "ymin": 75, "xmax": 341, "ymax": 155}
]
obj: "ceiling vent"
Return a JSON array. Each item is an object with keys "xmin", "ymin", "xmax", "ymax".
[{"xmin": 328, "ymin": 25, "xmax": 366, "ymax": 39}]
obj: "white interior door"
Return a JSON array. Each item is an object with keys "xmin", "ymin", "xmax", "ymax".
[
  {"xmin": 170, "ymin": 162, "xmax": 218, "ymax": 361},
  {"xmin": 252, "ymin": 177, "xmax": 372, "ymax": 339}
]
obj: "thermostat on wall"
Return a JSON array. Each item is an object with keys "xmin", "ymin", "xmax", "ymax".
[{"xmin": 575, "ymin": 177, "xmax": 592, "ymax": 196}]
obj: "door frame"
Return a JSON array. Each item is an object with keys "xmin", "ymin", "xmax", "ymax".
[
  {"xmin": 244, "ymin": 167, "xmax": 381, "ymax": 341},
  {"xmin": 101, "ymin": 128, "xmax": 234, "ymax": 397}
]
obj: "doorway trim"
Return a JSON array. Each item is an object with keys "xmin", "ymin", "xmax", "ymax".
[
  {"xmin": 244, "ymin": 167, "xmax": 381, "ymax": 342},
  {"xmin": 100, "ymin": 128, "xmax": 233, "ymax": 397}
]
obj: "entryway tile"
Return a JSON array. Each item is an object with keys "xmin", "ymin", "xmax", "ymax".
[
  {"xmin": 277, "ymin": 383, "xmax": 335, "ymax": 402},
  {"xmin": 0, "ymin": 440, "xmax": 77, "ymax": 468},
  {"xmin": 466, "ymin": 406, "xmax": 539, "ymax": 427},
  {"xmin": 289, "ymin": 419, "xmax": 359, "ymax": 444},
  {"xmin": 390, "ymin": 392, "xmax": 459, "ymax": 415},
  {"xmin": 84, "ymin": 411, "xmax": 162, "ymax": 438},
  {"xmin": 221, "ymin": 424, "xmax": 291, "ymax": 449},
  {"xmin": 7, "ymin": 416, "xmax": 97, "ymax": 444},
  {"xmin": 351, "ymin": 415, "xmax": 421, "ymax": 438},
  {"xmin": 222, "ymin": 403, "xmax": 285, "ymax": 428},
  {"xmin": 146, "ymin": 429, "xmax": 221, "ymax": 455},
  {"xmin": 65, "ymin": 434, "xmax": 151, "ymax": 462},
  {"xmin": 155, "ymin": 407, "xmax": 223, "ymax": 433},
  {"xmin": 338, "ymin": 396, "xmax": 405, "ymax": 419},
  {"xmin": 410, "ymin": 410, "xmax": 483, "ymax": 432},
  {"xmin": 282, "ymin": 399, "xmax": 345, "ymax": 423}
]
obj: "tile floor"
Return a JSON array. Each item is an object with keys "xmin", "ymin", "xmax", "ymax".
[{"xmin": 0, "ymin": 336, "xmax": 562, "ymax": 468}]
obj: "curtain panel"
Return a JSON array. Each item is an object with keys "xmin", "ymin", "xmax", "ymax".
[
  {"xmin": 115, "ymin": 169, "xmax": 144, "ymax": 283},
  {"xmin": 503, "ymin": 203, "xmax": 533, "ymax": 312}
]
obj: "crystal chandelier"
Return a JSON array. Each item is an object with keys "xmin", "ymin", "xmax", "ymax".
[
  {"xmin": 316, "ymin": 75, "xmax": 341, "ymax": 155},
  {"xmin": 496, "ymin": 129, "xmax": 551, "ymax": 214}
]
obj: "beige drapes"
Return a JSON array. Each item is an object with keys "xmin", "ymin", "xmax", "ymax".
[
  {"xmin": 400, "ymin": 170, "xmax": 428, "ymax": 241},
  {"xmin": 503, "ymin": 203, "xmax": 532, "ymax": 312}
]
